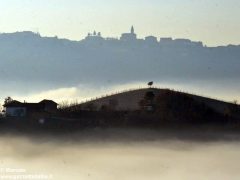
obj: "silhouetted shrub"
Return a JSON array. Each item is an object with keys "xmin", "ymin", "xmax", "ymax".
[{"xmin": 138, "ymin": 91, "xmax": 155, "ymax": 111}]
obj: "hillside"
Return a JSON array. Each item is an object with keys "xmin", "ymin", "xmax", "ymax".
[
  {"xmin": 2, "ymin": 88, "xmax": 240, "ymax": 131},
  {"xmin": 0, "ymin": 31, "xmax": 240, "ymax": 87},
  {"xmin": 72, "ymin": 88, "xmax": 240, "ymax": 118}
]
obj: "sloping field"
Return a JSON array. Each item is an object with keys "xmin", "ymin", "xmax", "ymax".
[{"xmin": 77, "ymin": 88, "xmax": 239, "ymax": 114}]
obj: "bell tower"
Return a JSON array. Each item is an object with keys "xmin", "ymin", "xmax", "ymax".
[
  {"xmin": 131, "ymin": 26, "xmax": 134, "ymax": 34},
  {"xmin": 120, "ymin": 26, "xmax": 137, "ymax": 41}
]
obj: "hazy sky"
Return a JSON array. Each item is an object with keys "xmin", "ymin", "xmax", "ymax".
[{"xmin": 0, "ymin": 0, "xmax": 240, "ymax": 46}]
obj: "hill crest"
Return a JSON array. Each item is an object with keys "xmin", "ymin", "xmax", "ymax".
[{"xmin": 68, "ymin": 88, "xmax": 239, "ymax": 117}]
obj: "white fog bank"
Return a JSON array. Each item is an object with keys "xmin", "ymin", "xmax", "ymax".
[{"xmin": 1, "ymin": 133, "xmax": 240, "ymax": 180}]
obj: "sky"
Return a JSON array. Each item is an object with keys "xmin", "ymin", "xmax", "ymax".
[{"xmin": 0, "ymin": 0, "xmax": 240, "ymax": 46}]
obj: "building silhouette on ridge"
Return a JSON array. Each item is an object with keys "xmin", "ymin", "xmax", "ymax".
[{"xmin": 120, "ymin": 26, "xmax": 137, "ymax": 41}]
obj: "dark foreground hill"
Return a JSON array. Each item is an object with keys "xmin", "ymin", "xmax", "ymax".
[
  {"xmin": 72, "ymin": 88, "xmax": 239, "ymax": 115},
  {"xmin": 1, "ymin": 88, "xmax": 240, "ymax": 133},
  {"xmin": 61, "ymin": 88, "xmax": 240, "ymax": 125}
]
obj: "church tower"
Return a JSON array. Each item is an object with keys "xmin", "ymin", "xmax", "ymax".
[
  {"xmin": 131, "ymin": 26, "xmax": 134, "ymax": 34},
  {"xmin": 120, "ymin": 26, "xmax": 137, "ymax": 41}
]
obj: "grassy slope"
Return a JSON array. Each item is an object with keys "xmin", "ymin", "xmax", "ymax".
[{"xmin": 77, "ymin": 88, "xmax": 239, "ymax": 114}]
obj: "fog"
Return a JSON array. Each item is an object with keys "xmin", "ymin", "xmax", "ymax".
[
  {"xmin": 1, "ymin": 129, "xmax": 240, "ymax": 180},
  {"xmin": 1, "ymin": 78, "xmax": 239, "ymax": 105}
]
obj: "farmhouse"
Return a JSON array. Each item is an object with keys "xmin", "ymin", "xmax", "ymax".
[{"xmin": 3, "ymin": 99, "xmax": 58, "ymax": 117}]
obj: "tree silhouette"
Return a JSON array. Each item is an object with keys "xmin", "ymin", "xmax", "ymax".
[
  {"xmin": 4, "ymin": 96, "xmax": 13, "ymax": 105},
  {"xmin": 145, "ymin": 91, "xmax": 155, "ymax": 101},
  {"xmin": 138, "ymin": 91, "xmax": 155, "ymax": 111},
  {"xmin": 148, "ymin": 81, "xmax": 153, "ymax": 88}
]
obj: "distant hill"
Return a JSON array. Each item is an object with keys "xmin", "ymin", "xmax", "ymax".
[{"xmin": 0, "ymin": 31, "xmax": 240, "ymax": 87}]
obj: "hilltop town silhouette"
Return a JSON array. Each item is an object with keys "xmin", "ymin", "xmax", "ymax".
[
  {"xmin": 0, "ymin": 26, "xmax": 239, "ymax": 88},
  {"xmin": 83, "ymin": 26, "xmax": 203, "ymax": 47}
]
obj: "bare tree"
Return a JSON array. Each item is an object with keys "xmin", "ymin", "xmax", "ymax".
[{"xmin": 233, "ymin": 100, "xmax": 238, "ymax": 105}]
